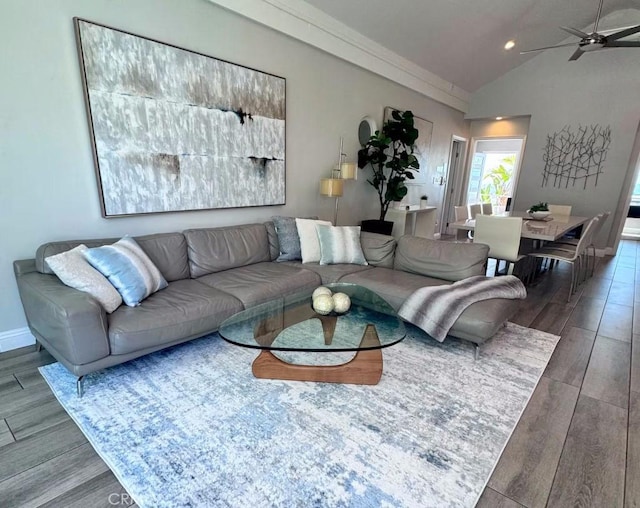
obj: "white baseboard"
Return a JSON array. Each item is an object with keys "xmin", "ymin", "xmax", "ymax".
[{"xmin": 0, "ymin": 327, "xmax": 36, "ymax": 353}]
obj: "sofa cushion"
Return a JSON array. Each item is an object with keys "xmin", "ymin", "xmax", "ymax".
[
  {"xmin": 264, "ymin": 221, "xmax": 280, "ymax": 261},
  {"xmin": 108, "ymin": 279, "xmax": 243, "ymax": 355},
  {"xmin": 360, "ymin": 232, "xmax": 396, "ymax": 268},
  {"xmin": 135, "ymin": 233, "xmax": 190, "ymax": 282},
  {"xmin": 342, "ymin": 267, "xmax": 447, "ymax": 310},
  {"xmin": 37, "ymin": 238, "xmax": 118, "ymax": 274},
  {"xmin": 197, "ymin": 262, "xmax": 321, "ymax": 308},
  {"xmin": 184, "ymin": 224, "xmax": 271, "ymax": 278},
  {"xmin": 282, "ymin": 261, "xmax": 373, "ymax": 284},
  {"xmin": 394, "ymin": 236, "xmax": 488, "ymax": 282},
  {"xmin": 342, "ymin": 267, "xmax": 516, "ymax": 343},
  {"xmin": 445, "ymin": 298, "xmax": 520, "ymax": 344}
]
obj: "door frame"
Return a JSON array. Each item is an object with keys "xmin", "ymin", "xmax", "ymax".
[
  {"xmin": 610, "ymin": 120, "xmax": 640, "ymax": 254},
  {"xmin": 461, "ymin": 135, "xmax": 527, "ymax": 209}
]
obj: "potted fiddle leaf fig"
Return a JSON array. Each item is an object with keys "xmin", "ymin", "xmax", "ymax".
[{"xmin": 358, "ymin": 109, "xmax": 420, "ymax": 235}]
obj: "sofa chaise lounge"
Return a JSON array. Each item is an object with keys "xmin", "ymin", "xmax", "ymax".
[{"xmin": 13, "ymin": 222, "xmax": 518, "ymax": 394}]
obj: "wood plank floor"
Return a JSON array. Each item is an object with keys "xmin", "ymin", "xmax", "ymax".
[{"xmin": 1, "ymin": 241, "xmax": 639, "ymax": 507}]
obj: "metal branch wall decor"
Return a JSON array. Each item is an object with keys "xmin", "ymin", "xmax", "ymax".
[
  {"xmin": 541, "ymin": 124, "xmax": 611, "ymax": 189},
  {"xmin": 75, "ymin": 18, "xmax": 286, "ymax": 217}
]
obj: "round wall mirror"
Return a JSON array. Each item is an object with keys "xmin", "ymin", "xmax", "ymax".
[{"xmin": 358, "ymin": 116, "xmax": 377, "ymax": 146}]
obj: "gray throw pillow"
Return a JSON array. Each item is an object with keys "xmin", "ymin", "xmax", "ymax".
[
  {"xmin": 45, "ymin": 245, "xmax": 123, "ymax": 313},
  {"xmin": 271, "ymin": 216, "xmax": 317, "ymax": 262}
]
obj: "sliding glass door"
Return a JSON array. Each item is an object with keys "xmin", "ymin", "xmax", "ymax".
[{"xmin": 465, "ymin": 137, "xmax": 525, "ymax": 214}]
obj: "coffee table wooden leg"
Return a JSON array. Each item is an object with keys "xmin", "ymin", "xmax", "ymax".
[{"xmin": 251, "ymin": 324, "xmax": 383, "ymax": 385}]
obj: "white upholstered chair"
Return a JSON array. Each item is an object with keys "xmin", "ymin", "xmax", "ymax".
[
  {"xmin": 529, "ymin": 216, "xmax": 600, "ymax": 300},
  {"xmin": 454, "ymin": 206, "xmax": 469, "ymax": 221},
  {"xmin": 548, "ymin": 204, "xmax": 572, "ymax": 217},
  {"xmin": 474, "ymin": 215, "xmax": 529, "ymax": 279},
  {"xmin": 468, "ymin": 204, "xmax": 482, "ymax": 219},
  {"xmin": 454, "ymin": 206, "xmax": 472, "ymax": 241},
  {"xmin": 551, "ymin": 211, "xmax": 610, "ymax": 276}
]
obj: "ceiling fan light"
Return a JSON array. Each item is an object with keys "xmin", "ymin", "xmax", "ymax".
[
  {"xmin": 504, "ymin": 40, "xmax": 516, "ymax": 50},
  {"xmin": 495, "ymin": 117, "xmax": 503, "ymax": 121}
]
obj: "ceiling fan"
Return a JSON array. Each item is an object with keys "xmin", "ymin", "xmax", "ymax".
[{"xmin": 520, "ymin": 0, "xmax": 640, "ymax": 61}]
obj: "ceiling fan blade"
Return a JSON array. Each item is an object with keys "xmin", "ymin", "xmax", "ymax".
[
  {"xmin": 606, "ymin": 24, "xmax": 640, "ymax": 41},
  {"xmin": 593, "ymin": 0, "xmax": 604, "ymax": 33},
  {"xmin": 520, "ymin": 42, "xmax": 578, "ymax": 54},
  {"xmin": 569, "ymin": 48, "xmax": 584, "ymax": 61},
  {"xmin": 606, "ymin": 40, "xmax": 640, "ymax": 47},
  {"xmin": 560, "ymin": 26, "xmax": 590, "ymax": 38}
]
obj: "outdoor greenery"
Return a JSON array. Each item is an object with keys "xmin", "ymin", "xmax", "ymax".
[
  {"xmin": 479, "ymin": 154, "xmax": 515, "ymax": 208},
  {"xmin": 357, "ymin": 110, "xmax": 420, "ymax": 221}
]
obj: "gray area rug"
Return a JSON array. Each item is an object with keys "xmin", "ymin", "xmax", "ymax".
[{"xmin": 40, "ymin": 323, "xmax": 559, "ymax": 507}]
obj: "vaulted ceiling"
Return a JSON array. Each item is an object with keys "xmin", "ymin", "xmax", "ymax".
[{"xmin": 303, "ymin": 0, "xmax": 640, "ymax": 93}]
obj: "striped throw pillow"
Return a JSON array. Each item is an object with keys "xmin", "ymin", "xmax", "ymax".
[
  {"xmin": 83, "ymin": 236, "xmax": 168, "ymax": 307},
  {"xmin": 316, "ymin": 225, "xmax": 368, "ymax": 266}
]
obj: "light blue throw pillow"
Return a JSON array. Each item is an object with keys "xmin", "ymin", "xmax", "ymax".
[
  {"xmin": 83, "ymin": 236, "xmax": 168, "ymax": 307},
  {"xmin": 316, "ymin": 225, "xmax": 368, "ymax": 266}
]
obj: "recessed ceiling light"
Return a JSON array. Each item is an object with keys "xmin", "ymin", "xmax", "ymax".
[
  {"xmin": 504, "ymin": 40, "xmax": 516, "ymax": 50},
  {"xmin": 495, "ymin": 117, "xmax": 503, "ymax": 120}
]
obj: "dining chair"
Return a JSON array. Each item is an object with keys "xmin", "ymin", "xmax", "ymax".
[
  {"xmin": 454, "ymin": 206, "xmax": 472, "ymax": 241},
  {"xmin": 474, "ymin": 215, "xmax": 530, "ymax": 280},
  {"xmin": 481, "ymin": 203, "xmax": 492, "ymax": 215},
  {"xmin": 528, "ymin": 216, "xmax": 600, "ymax": 301},
  {"xmin": 546, "ymin": 204, "xmax": 574, "ymax": 263},
  {"xmin": 548, "ymin": 204, "xmax": 572, "ymax": 216},
  {"xmin": 454, "ymin": 206, "xmax": 469, "ymax": 221},
  {"xmin": 550, "ymin": 211, "xmax": 610, "ymax": 276},
  {"xmin": 469, "ymin": 204, "xmax": 482, "ymax": 219}
]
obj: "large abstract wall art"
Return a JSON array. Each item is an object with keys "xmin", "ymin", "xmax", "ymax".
[
  {"xmin": 75, "ymin": 19, "xmax": 286, "ymax": 217},
  {"xmin": 541, "ymin": 124, "xmax": 611, "ymax": 189}
]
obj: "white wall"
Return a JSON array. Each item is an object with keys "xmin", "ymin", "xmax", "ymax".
[
  {"xmin": 0, "ymin": 0, "xmax": 468, "ymax": 342},
  {"xmin": 468, "ymin": 9, "xmax": 640, "ymax": 251}
]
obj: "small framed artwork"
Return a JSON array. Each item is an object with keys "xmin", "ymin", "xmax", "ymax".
[
  {"xmin": 384, "ymin": 107, "xmax": 432, "ymax": 185},
  {"xmin": 75, "ymin": 18, "xmax": 286, "ymax": 217}
]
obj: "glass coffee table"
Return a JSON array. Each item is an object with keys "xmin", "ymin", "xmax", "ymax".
[{"xmin": 219, "ymin": 283, "xmax": 406, "ymax": 385}]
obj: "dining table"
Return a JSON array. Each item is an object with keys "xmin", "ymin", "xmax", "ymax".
[{"xmin": 450, "ymin": 211, "xmax": 591, "ymax": 242}]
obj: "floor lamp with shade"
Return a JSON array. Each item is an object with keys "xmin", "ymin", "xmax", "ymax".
[{"xmin": 320, "ymin": 138, "xmax": 357, "ymax": 225}]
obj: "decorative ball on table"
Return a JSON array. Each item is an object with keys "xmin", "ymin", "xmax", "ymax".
[
  {"xmin": 312, "ymin": 293, "xmax": 335, "ymax": 315},
  {"xmin": 312, "ymin": 286, "xmax": 332, "ymax": 299},
  {"xmin": 332, "ymin": 292, "xmax": 351, "ymax": 314}
]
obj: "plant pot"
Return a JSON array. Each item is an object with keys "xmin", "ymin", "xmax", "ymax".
[{"xmin": 361, "ymin": 219, "xmax": 394, "ymax": 236}]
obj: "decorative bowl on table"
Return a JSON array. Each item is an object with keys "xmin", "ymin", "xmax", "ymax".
[{"xmin": 527, "ymin": 210, "xmax": 551, "ymax": 220}]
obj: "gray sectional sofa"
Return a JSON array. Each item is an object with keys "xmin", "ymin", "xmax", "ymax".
[{"xmin": 13, "ymin": 222, "xmax": 518, "ymax": 393}]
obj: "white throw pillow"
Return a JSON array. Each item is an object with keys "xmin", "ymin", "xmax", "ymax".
[
  {"xmin": 295, "ymin": 218, "xmax": 332, "ymax": 263},
  {"xmin": 45, "ymin": 245, "xmax": 122, "ymax": 313}
]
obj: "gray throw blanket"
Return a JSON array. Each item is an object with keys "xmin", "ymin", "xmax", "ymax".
[{"xmin": 398, "ymin": 275, "xmax": 527, "ymax": 342}]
